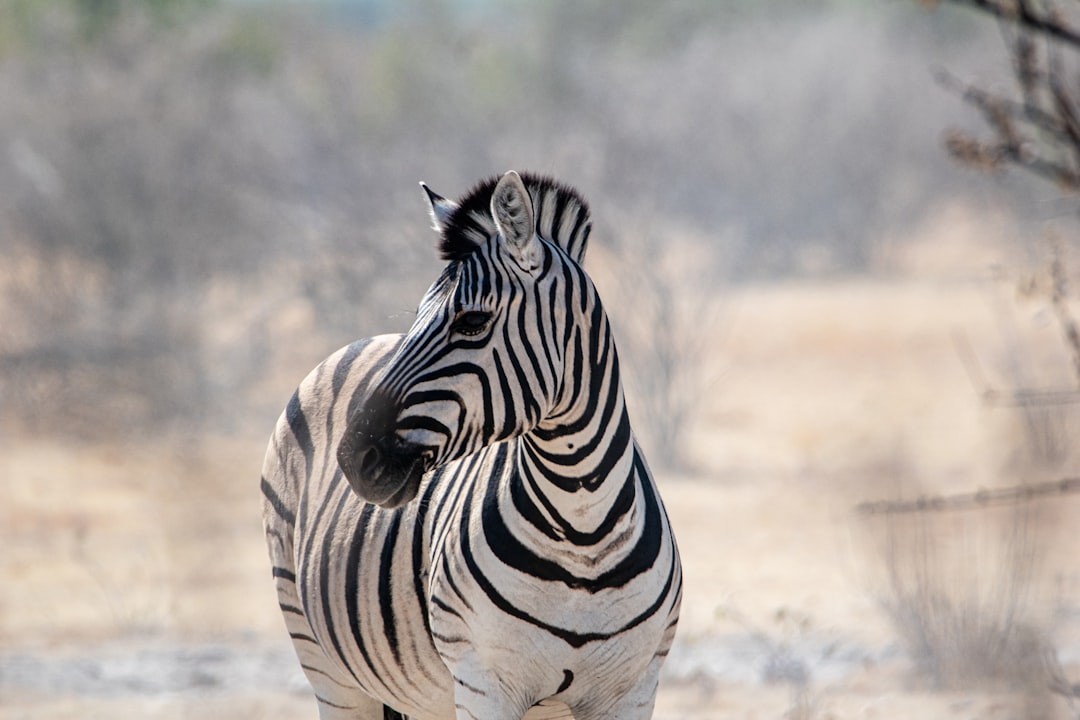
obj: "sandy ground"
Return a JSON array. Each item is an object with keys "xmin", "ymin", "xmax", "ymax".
[{"xmin": 4, "ymin": 273, "xmax": 1080, "ymax": 718}]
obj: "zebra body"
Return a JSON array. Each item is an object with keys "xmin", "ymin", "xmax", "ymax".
[{"xmin": 262, "ymin": 171, "xmax": 682, "ymax": 719}]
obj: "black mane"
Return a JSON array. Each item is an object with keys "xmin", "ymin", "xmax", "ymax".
[{"xmin": 437, "ymin": 172, "xmax": 592, "ymax": 265}]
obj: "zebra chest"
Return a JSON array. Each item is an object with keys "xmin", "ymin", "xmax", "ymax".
[
  {"xmin": 425, "ymin": 512, "xmax": 644, "ymax": 673},
  {"xmin": 426, "ymin": 541, "xmax": 663, "ymax": 718}
]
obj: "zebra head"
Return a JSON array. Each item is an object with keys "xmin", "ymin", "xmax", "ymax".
[{"xmin": 337, "ymin": 170, "xmax": 594, "ymax": 508}]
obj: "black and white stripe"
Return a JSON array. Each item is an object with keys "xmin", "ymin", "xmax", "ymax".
[{"xmin": 261, "ymin": 171, "xmax": 682, "ymax": 720}]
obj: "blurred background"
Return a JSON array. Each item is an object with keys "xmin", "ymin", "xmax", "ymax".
[{"xmin": 3, "ymin": 0, "xmax": 1080, "ymax": 717}]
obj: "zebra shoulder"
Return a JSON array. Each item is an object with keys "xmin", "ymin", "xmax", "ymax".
[
  {"xmin": 303, "ymin": 333, "xmax": 403, "ymax": 428},
  {"xmin": 265, "ymin": 333, "xmax": 402, "ymax": 482}
]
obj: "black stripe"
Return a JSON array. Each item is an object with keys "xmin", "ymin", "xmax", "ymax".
[
  {"xmin": 412, "ymin": 477, "xmax": 437, "ymax": 638},
  {"xmin": 550, "ymin": 325, "xmax": 584, "ymax": 418},
  {"xmin": 515, "ymin": 277, "xmax": 549, "ymax": 408},
  {"xmin": 525, "ymin": 396, "xmax": 628, "ymax": 494},
  {"xmin": 430, "ymin": 594, "xmax": 464, "ymax": 619},
  {"xmin": 458, "ymin": 484, "xmax": 598, "ymax": 648},
  {"xmin": 560, "ymin": 203, "xmax": 583, "ymax": 261},
  {"xmin": 286, "ymin": 390, "xmax": 313, "ymax": 480},
  {"xmin": 492, "ymin": 348, "xmax": 518, "ymax": 438},
  {"xmin": 532, "ymin": 261, "xmax": 559, "ymax": 384},
  {"xmin": 509, "ymin": 457, "xmax": 637, "ymax": 546},
  {"xmin": 318, "ymin": 486, "xmax": 363, "ymax": 684},
  {"xmin": 428, "ymin": 451, "xmax": 481, "ymax": 552},
  {"xmin": 543, "ymin": 299, "xmax": 601, "ymax": 429},
  {"xmin": 484, "ymin": 455, "xmax": 658, "ymax": 589},
  {"xmin": 332, "ymin": 341, "xmax": 366, "ymax": 396},
  {"xmin": 455, "ymin": 704, "xmax": 482, "ymax": 720},
  {"xmin": 272, "ymin": 566, "xmax": 296, "ymax": 583},
  {"xmin": 549, "ymin": 188, "xmax": 569, "ymax": 245},
  {"xmin": 323, "ymin": 341, "xmax": 368, "ymax": 483},
  {"xmin": 546, "ymin": 272, "xmax": 563, "ymax": 369},
  {"xmin": 298, "ymin": 463, "xmax": 346, "ymax": 583},
  {"xmin": 344, "ymin": 346, "xmax": 383, "ymax": 421},
  {"xmin": 557, "ymin": 669, "xmax": 574, "ymax": 693},
  {"xmin": 409, "ymin": 362, "xmax": 495, "ymax": 441},
  {"xmin": 430, "ymin": 629, "xmax": 467, "ymax": 644},
  {"xmin": 501, "ymin": 314, "xmax": 541, "ymax": 428},
  {"xmin": 462, "ymin": 464, "xmax": 677, "ymax": 648},
  {"xmin": 453, "ymin": 675, "xmax": 488, "ymax": 696},
  {"xmin": 378, "ymin": 511, "xmax": 403, "ymax": 665},
  {"xmin": 302, "ymin": 663, "xmax": 350, "ymax": 684},
  {"xmin": 439, "ymin": 549, "xmax": 474, "ymax": 613},
  {"xmin": 261, "ymin": 476, "xmax": 295, "ymax": 527},
  {"xmin": 345, "ymin": 502, "xmax": 380, "ymax": 678},
  {"xmin": 578, "ymin": 221, "xmax": 591, "ymax": 258},
  {"xmin": 509, "ymin": 468, "xmax": 561, "ymax": 542},
  {"xmin": 316, "ymin": 695, "xmax": 355, "ymax": 710}
]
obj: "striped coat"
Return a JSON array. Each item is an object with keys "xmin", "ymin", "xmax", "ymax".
[{"xmin": 262, "ymin": 171, "xmax": 682, "ymax": 719}]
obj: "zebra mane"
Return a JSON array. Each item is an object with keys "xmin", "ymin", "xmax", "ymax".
[{"xmin": 438, "ymin": 172, "xmax": 592, "ymax": 265}]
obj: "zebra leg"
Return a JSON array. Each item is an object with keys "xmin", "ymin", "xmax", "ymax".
[
  {"xmin": 569, "ymin": 659, "xmax": 664, "ymax": 720},
  {"xmin": 273, "ymin": 566, "xmax": 387, "ymax": 719},
  {"xmin": 452, "ymin": 683, "xmax": 529, "ymax": 720},
  {"xmin": 310, "ymin": 693, "xmax": 388, "ymax": 720},
  {"xmin": 290, "ymin": 623, "xmax": 390, "ymax": 720},
  {"xmin": 448, "ymin": 658, "xmax": 532, "ymax": 720}
]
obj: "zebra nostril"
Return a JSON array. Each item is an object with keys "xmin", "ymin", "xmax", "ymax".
[{"xmin": 359, "ymin": 444, "xmax": 381, "ymax": 476}]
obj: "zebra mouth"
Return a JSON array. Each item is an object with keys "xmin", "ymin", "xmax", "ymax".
[
  {"xmin": 337, "ymin": 433, "xmax": 431, "ymax": 509},
  {"xmin": 378, "ymin": 461, "xmax": 426, "ymax": 508}
]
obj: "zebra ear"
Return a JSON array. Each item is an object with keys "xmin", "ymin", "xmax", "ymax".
[
  {"xmin": 420, "ymin": 182, "xmax": 458, "ymax": 233},
  {"xmin": 491, "ymin": 170, "xmax": 538, "ymax": 273}
]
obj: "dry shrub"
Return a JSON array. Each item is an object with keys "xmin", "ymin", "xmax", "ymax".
[
  {"xmin": 856, "ymin": 439, "xmax": 1066, "ymax": 700},
  {"xmin": 873, "ymin": 502, "xmax": 1051, "ymax": 691}
]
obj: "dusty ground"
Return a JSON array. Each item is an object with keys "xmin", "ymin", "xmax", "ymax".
[{"xmin": 4, "ymin": 267, "xmax": 1080, "ymax": 718}]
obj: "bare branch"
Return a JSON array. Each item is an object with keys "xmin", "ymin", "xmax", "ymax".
[
  {"xmin": 946, "ymin": 0, "xmax": 1080, "ymax": 49},
  {"xmin": 936, "ymin": 68, "xmax": 1070, "ymax": 142},
  {"xmin": 932, "ymin": 1, "xmax": 1080, "ymax": 189},
  {"xmin": 951, "ymin": 329, "xmax": 1080, "ymax": 407},
  {"xmin": 857, "ymin": 476, "xmax": 1080, "ymax": 515}
]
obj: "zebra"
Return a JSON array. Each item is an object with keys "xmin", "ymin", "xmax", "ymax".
[{"xmin": 261, "ymin": 170, "xmax": 682, "ymax": 720}]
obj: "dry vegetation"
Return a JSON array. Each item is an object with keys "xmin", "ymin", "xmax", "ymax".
[
  {"xmin": 0, "ymin": 0, "xmax": 1011, "ymax": 444},
  {"xmin": 4, "ymin": 1, "xmax": 1080, "ymax": 718}
]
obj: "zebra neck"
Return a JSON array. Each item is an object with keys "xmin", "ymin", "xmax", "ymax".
[
  {"xmin": 516, "ymin": 309, "xmax": 642, "ymax": 535},
  {"xmin": 522, "ymin": 404, "xmax": 633, "ymax": 491},
  {"xmin": 515, "ymin": 402, "xmax": 639, "ymax": 537}
]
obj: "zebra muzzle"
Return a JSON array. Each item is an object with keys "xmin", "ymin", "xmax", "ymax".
[
  {"xmin": 337, "ymin": 430, "xmax": 429, "ymax": 509},
  {"xmin": 357, "ymin": 442, "xmax": 383, "ymax": 477}
]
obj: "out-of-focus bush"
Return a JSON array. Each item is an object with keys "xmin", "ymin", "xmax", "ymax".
[{"xmin": 0, "ymin": 0, "xmax": 1028, "ymax": 449}]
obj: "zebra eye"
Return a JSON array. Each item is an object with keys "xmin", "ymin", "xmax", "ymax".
[{"xmin": 451, "ymin": 310, "xmax": 492, "ymax": 337}]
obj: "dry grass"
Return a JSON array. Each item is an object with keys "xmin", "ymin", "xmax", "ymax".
[{"xmin": 870, "ymin": 502, "xmax": 1052, "ymax": 689}]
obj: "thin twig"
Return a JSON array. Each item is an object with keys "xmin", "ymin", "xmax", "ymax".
[
  {"xmin": 947, "ymin": 0, "xmax": 1080, "ymax": 49},
  {"xmin": 857, "ymin": 476, "xmax": 1080, "ymax": 515},
  {"xmin": 933, "ymin": 1, "xmax": 1080, "ymax": 189},
  {"xmin": 951, "ymin": 329, "xmax": 1080, "ymax": 407},
  {"xmin": 936, "ymin": 68, "xmax": 1070, "ymax": 143}
]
